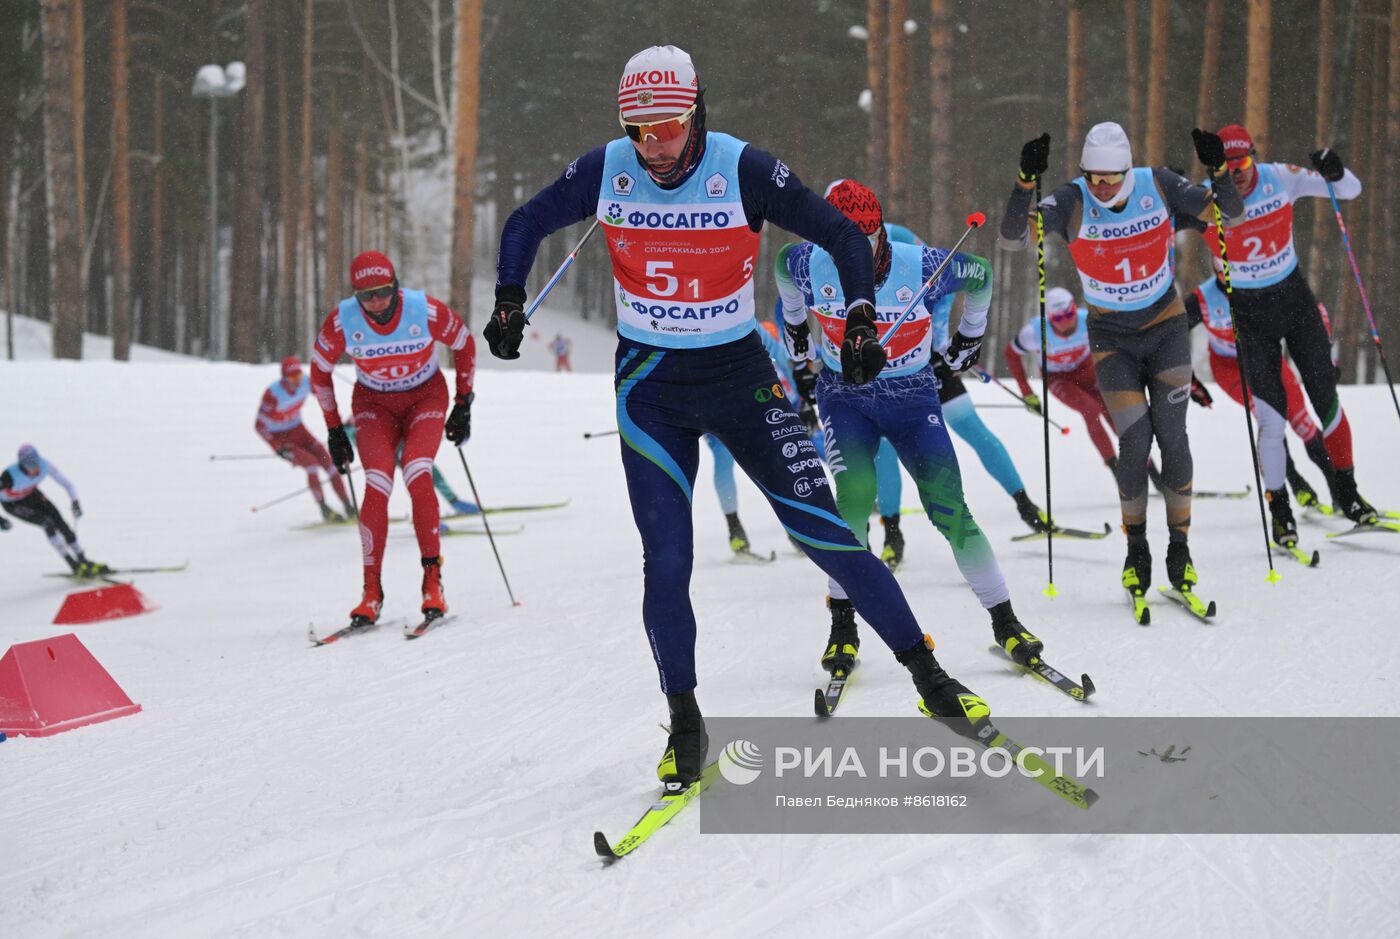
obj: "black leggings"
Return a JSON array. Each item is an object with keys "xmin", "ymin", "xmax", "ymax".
[
  {"xmin": 1090, "ymin": 311, "xmax": 1194, "ymax": 541},
  {"xmin": 3, "ymin": 491, "xmax": 78, "ymax": 548}
]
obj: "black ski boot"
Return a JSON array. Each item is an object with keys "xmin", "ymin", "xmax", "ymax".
[
  {"xmin": 895, "ymin": 636, "xmax": 989, "ymax": 738},
  {"xmin": 990, "ymin": 600, "xmax": 1043, "ymax": 667},
  {"xmin": 1013, "ymin": 489, "xmax": 1051, "ymax": 533},
  {"xmin": 1332, "ymin": 468, "xmax": 1377, "ymax": 524},
  {"xmin": 879, "ymin": 514, "xmax": 905, "ymax": 571},
  {"xmin": 657, "ymin": 691, "xmax": 709, "ymax": 792},
  {"xmin": 1266, "ymin": 487, "xmax": 1298, "ymax": 547},
  {"xmin": 343, "ymin": 499, "xmax": 358, "ymax": 520},
  {"xmin": 319, "ymin": 502, "xmax": 345, "ymax": 523},
  {"xmin": 725, "ymin": 512, "xmax": 750, "ymax": 553},
  {"xmin": 821, "ymin": 598, "xmax": 860, "ymax": 675},
  {"xmin": 1121, "ymin": 523, "xmax": 1151, "ymax": 594},
  {"xmin": 1165, "ymin": 541, "xmax": 1199, "ymax": 591}
]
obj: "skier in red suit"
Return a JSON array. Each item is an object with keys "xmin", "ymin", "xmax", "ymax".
[{"xmin": 310, "ymin": 251, "xmax": 476, "ymax": 626}]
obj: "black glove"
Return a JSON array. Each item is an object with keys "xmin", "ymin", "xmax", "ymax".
[
  {"xmin": 327, "ymin": 426, "xmax": 355, "ymax": 472},
  {"xmin": 1192, "ymin": 128, "xmax": 1226, "ymax": 171},
  {"xmin": 275, "ymin": 447, "xmax": 295, "ymax": 462},
  {"xmin": 71, "ymin": 500, "xmax": 82, "ymax": 520},
  {"xmin": 1189, "ymin": 375, "xmax": 1214, "ymax": 409},
  {"xmin": 483, "ymin": 287, "xmax": 526, "ymax": 360},
  {"xmin": 840, "ymin": 302, "xmax": 886, "ymax": 385},
  {"xmin": 942, "ymin": 330, "xmax": 983, "ymax": 373},
  {"xmin": 0, "ymin": 515, "xmax": 11, "ymax": 531},
  {"xmin": 1019, "ymin": 133, "xmax": 1051, "ymax": 181},
  {"xmin": 445, "ymin": 392, "xmax": 474, "ymax": 445},
  {"xmin": 1309, "ymin": 148, "xmax": 1344, "ymax": 182}
]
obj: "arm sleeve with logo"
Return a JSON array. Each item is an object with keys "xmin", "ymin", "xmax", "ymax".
[
  {"xmin": 1279, "ymin": 163, "xmax": 1362, "ymax": 202},
  {"xmin": 925, "ymin": 248, "xmax": 993, "ymax": 339},
  {"xmin": 1155, "ymin": 166, "xmax": 1244, "ymax": 222},
  {"xmin": 310, "ymin": 309, "xmax": 347, "ymax": 428},
  {"xmin": 426, "ymin": 295, "xmax": 476, "ymax": 399},
  {"xmin": 737, "ymin": 145, "xmax": 874, "ymax": 308},
  {"xmin": 998, "ymin": 181, "xmax": 1079, "ymax": 249},
  {"xmin": 496, "ymin": 147, "xmax": 606, "ymax": 291}
]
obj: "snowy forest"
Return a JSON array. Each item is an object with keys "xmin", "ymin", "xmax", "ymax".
[{"xmin": 1, "ymin": 0, "xmax": 1396, "ymax": 382}]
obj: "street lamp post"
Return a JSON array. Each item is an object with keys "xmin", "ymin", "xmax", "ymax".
[{"xmin": 192, "ymin": 62, "xmax": 244, "ymax": 360}]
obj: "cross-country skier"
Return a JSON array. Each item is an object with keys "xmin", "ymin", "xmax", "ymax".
[
  {"xmin": 1004, "ymin": 287, "xmax": 1119, "ymax": 472},
  {"xmin": 999, "ymin": 123, "xmax": 1243, "ymax": 610},
  {"xmin": 777, "ymin": 179, "xmax": 1044, "ymax": 676},
  {"xmin": 486, "ymin": 45, "xmax": 988, "ymax": 791},
  {"xmin": 310, "ymin": 251, "xmax": 476, "ymax": 627},
  {"xmin": 256, "ymin": 355, "xmax": 356, "ymax": 522},
  {"xmin": 1184, "ymin": 272, "xmax": 1339, "ymax": 544},
  {"xmin": 1200, "ymin": 124, "xmax": 1377, "ymax": 529},
  {"xmin": 1, "ymin": 444, "xmax": 109, "ymax": 576}
]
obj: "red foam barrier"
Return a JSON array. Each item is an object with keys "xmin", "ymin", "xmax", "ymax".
[
  {"xmin": 53, "ymin": 583, "xmax": 156, "ymax": 625},
  {"xmin": 0, "ymin": 633, "xmax": 142, "ymax": 737}
]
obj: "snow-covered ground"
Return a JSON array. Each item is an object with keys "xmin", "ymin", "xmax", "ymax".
[{"xmin": 2, "ymin": 359, "xmax": 1399, "ymax": 937}]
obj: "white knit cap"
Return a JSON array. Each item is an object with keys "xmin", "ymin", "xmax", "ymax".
[
  {"xmin": 1046, "ymin": 287, "xmax": 1076, "ymax": 316},
  {"xmin": 1080, "ymin": 122, "xmax": 1132, "ymax": 172},
  {"xmin": 617, "ymin": 46, "xmax": 699, "ymax": 122}
]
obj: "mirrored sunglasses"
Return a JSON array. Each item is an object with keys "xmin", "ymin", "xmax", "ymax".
[
  {"xmin": 355, "ymin": 285, "xmax": 395, "ymax": 303},
  {"xmin": 620, "ymin": 104, "xmax": 697, "ymax": 143}
]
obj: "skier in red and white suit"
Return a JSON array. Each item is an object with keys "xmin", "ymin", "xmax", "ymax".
[
  {"xmin": 256, "ymin": 355, "xmax": 355, "ymax": 522},
  {"xmin": 310, "ymin": 251, "xmax": 476, "ymax": 624}
]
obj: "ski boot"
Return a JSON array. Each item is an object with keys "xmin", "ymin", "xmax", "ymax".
[
  {"xmin": 657, "ymin": 691, "xmax": 709, "ymax": 792},
  {"xmin": 879, "ymin": 514, "xmax": 905, "ymax": 571},
  {"xmin": 421, "ymin": 556, "xmax": 447, "ymax": 617},
  {"xmin": 1122, "ymin": 524, "xmax": 1151, "ymax": 623},
  {"xmin": 1266, "ymin": 488, "xmax": 1298, "ymax": 547},
  {"xmin": 350, "ymin": 578, "xmax": 384, "ymax": 626},
  {"xmin": 449, "ymin": 498, "xmax": 479, "ymax": 516},
  {"xmin": 1013, "ymin": 489, "xmax": 1052, "ymax": 533},
  {"xmin": 725, "ymin": 512, "xmax": 750, "ymax": 554},
  {"xmin": 990, "ymin": 600, "xmax": 1042, "ymax": 667},
  {"xmin": 896, "ymin": 635, "xmax": 989, "ymax": 738},
  {"xmin": 319, "ymin": 502, "xmax": 346, "ymax": 523},
  {"xmin": 342, "ymin": 499, "xmax": 358, "ymax": 520},
  {"xmin": 1332, "ymin": 468, "xmax": 1377, "ymax": 524},
  {"xmin": 820, "ymin": 597, "xmax": 860, "ymax": 675},
  {"xmin": 1165, "ymin": 541, "xmax": 1198, "ymax": 591}
]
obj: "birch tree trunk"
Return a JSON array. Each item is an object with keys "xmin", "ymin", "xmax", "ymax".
[
  {"xmin": 43, "ymin": 0, "xmax": 84, "ymax": 359},
  {"xmin": 1245, "ymin": 0, "xmax": 1272, "ymax": 156},
  {"xmin": 927, "ymin": 0, "xmax": 953, "ymax": 242},
  {"xmin": 109, "ymin": 0, "xmax": 131, "ymax": 360},
  {"xmin": 449, "ymin": 0, "xmax": 482, "ymax": 322}
]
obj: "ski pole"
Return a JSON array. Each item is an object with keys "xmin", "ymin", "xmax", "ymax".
[
  {"xmin": 1033, "ymin": 180, "xmax": 1057, "ymax": 599},
  {"xmin": 1212, "ymin": 201, "xmax": 1279, "ymax": 583},
  {"xmin": 971, "ymin": 366, "xmax": 1071, "ymax": 434},
  {"xmin": 878, "ymin": 212, "xmax": 986, "ymax": 348},
  {"xmin": 455, "ymin": 449, "xmax": 521, "ymax": 607},
  {"xmin": 524, "ymin": 219, "xmax": 601, "ymax": 324},
  {"xmin": 251, "ymin": 466, "xmax": 361, "ymax": 513},
  {"xmin": 210, "ymin": 453, "xmax": 280, "ymax": 461},
  {"xmin": 1324, "ymin": 180, "xmax": 1400, "ymax": 427},
  {"xmin": 582, "ymin": 429, "xmax": 620, "ymax": 439}
]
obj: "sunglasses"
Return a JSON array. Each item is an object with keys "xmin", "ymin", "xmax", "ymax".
[
  {"xmin": 1082, "ymin": 170, "xmax": 1126, "ymax": 186},
  {"xmin": 1226, "ymin": 154, "xmax": 1254, "ymax": 171},
  {"xmin": 355, "ymin": 285, "xmax": 395, "ymax": 303},
  {"xmin": 620, "ymin": 103, "xmax": 697, "ymax": 143}
]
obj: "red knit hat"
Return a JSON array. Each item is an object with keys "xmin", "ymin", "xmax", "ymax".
[
  {"xmin": 350, "ymin": 251, "xmax": 396, "ymax": 290},
  {"xmin": 1218, "ymin": 124, "xmax": 1255, "ymax": 160},
  {"xmin": 281, "ymin": 355, "xmax": 302, "ymax": 378},
  {"xmin": 825, "ymin": 179, "xmax": 884, "ymax": 236}
]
